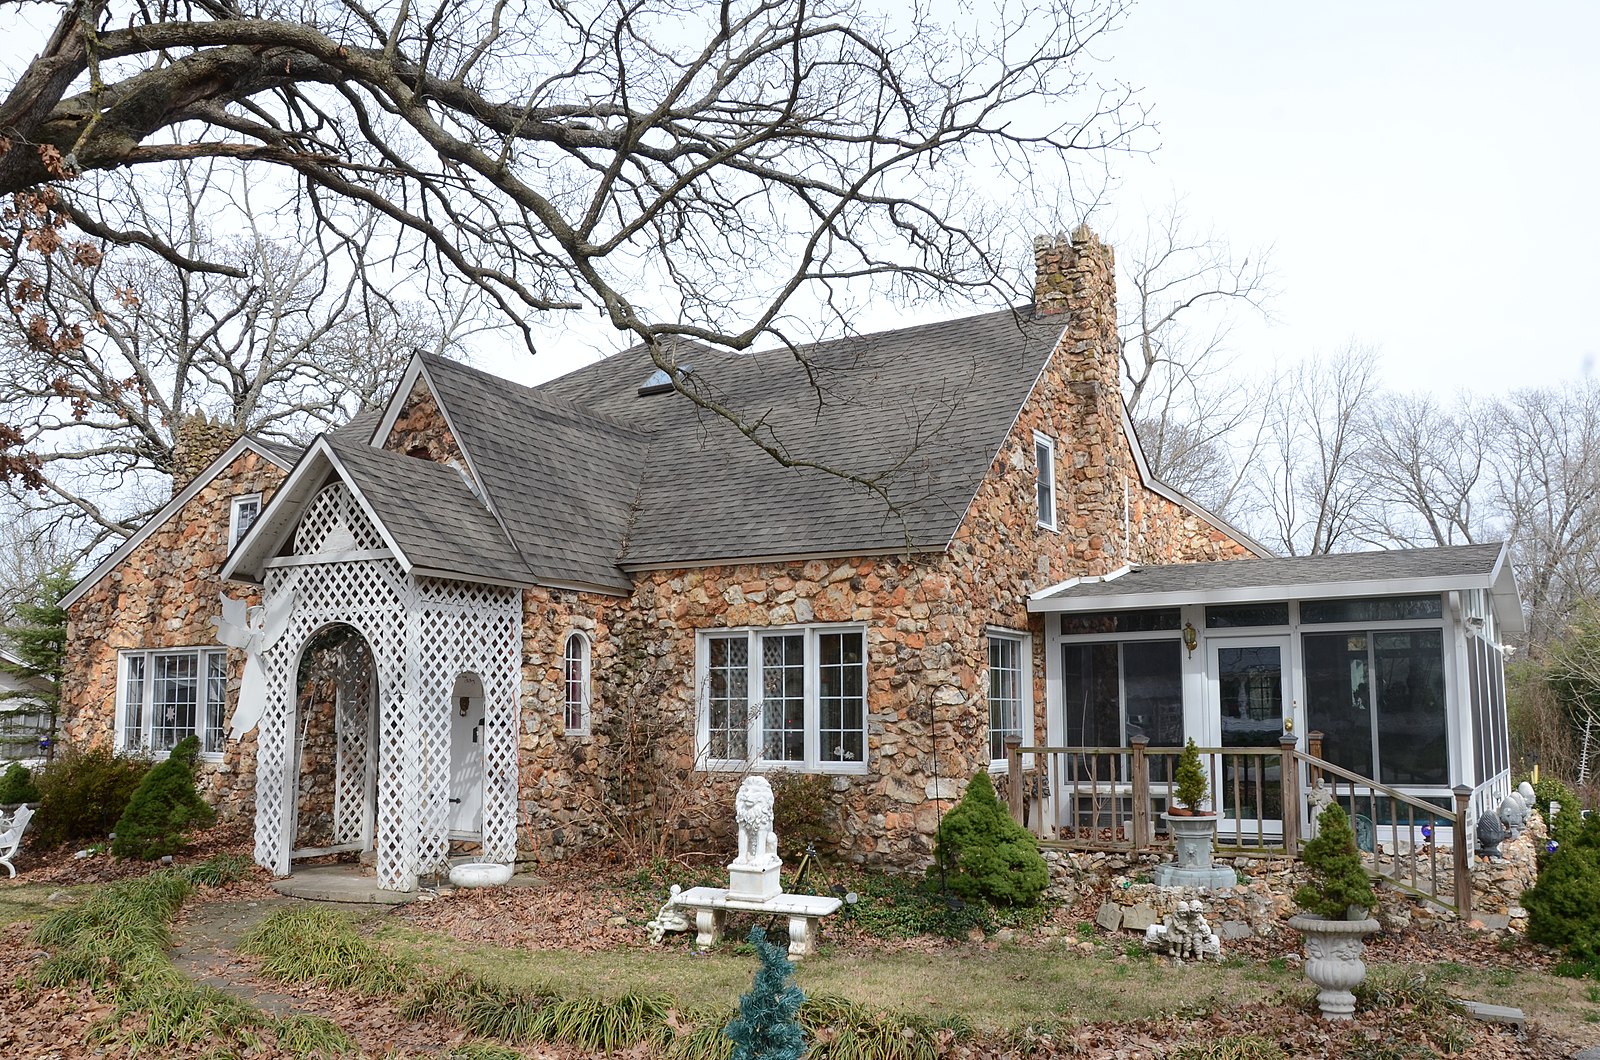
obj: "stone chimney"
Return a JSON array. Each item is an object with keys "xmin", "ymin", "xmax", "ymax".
[
  {"xmin": 1034, "ymin": 225, "xmax": 1119, "ymax": 396},
  {"xmin": 170, "ymin": 410, "xmax": 241, "ymax": 494}
]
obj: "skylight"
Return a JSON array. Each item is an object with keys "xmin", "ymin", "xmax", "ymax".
[{"xmin": 637, "ymin": 365, "xmax": 691, "ymax": 397}]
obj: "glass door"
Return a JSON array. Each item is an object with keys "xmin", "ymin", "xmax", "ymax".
[{"xmin": 1210, "ymin": 638, "xmax": 1290, "ymax": 839}]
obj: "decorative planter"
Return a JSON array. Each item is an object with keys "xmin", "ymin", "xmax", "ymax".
[
  {"xmin": 1287, "ymin": 913, "xmax": 1381, "ymax": 1019},
  {"xmin": 1153, "ymin": 812, "xmax": 1237, "ymax": 889},
  {"xmin": 448, "ymin": 861, "xmax": 513, "ymax": 888}
]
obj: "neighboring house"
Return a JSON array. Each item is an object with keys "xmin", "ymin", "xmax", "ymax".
[
  {"xmin": 57, "ymin": 228, "xmax": 1520, "ymax": 891},
  {"xmin": 0, "ymin": 644, "xmax": 53, "ymax": 762}
]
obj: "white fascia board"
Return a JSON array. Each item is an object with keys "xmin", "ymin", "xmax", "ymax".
[
  {"xmin": 410, "ymin": 566, "xmax": 534, "ymax": 589},
  {"xmin": 1027, "ymin": 572, "xmax": 1502, "ymax": 613},
  {"xmin": 1027, "ymin": 565, "xmax": 1134, "ymax": 602},
  {"xmin": 619, "ymin": 543, "xmax": 945, "ymax": 573},
  {"xmin": 369, "ymin": 354, "xmax": 427, "ymax": 447},
  {"xmin": 63, "ymin": 436, "xmax": 295, "ymax": 609},
  {"xmin": 1488, "ymin": 543, "xmax": 1527, "ymax": 635},
  {"xmin": 221, "ymin": 438, "xmax": 341, "ymax": 583},
  {"xmin": 320, "ymin": 446, "xmax": 415, "ymax": 574}
]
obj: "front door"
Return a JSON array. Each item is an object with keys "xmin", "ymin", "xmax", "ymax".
[
  {"xmin": 448, "ymin": 674, "xmax": 485, "ymax": 837},
  {"xmin": 1210, "ymin": 637, "xmax": 1290, "ymax": 839}
]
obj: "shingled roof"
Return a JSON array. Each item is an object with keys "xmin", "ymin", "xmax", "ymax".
[{"xmin": 414, "ymin": 306, "xmax": 1063, "ymax": 581}]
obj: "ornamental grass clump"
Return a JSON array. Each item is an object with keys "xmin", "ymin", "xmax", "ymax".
[
  {"xmin": 1295, "ymin": 804, "xmax": 1377, "ymax": 920},
  {"xmin": 1523, "ymin": 807, "xmax": 1600, "ymax": 964},
  {"xmin": 1172, "ymin": 738, "xmax": 1209, "ymax": 814},
  {"xmin": 112, "ymin": 735, "xmax": 214, "ymax": 860},
  {"xmin": 929, "ymin": 770, "xmax": 1047, "ymax": 907}
]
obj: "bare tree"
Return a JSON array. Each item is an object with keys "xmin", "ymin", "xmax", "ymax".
[
  {"xmin": 1353, "ymin": 391, "xmax": 1489, "ymax": 548},
  {"xmin": 1117, "ymin": 201, "xmax": 1275, "ymax": 514},
  {"xmin": 0, "ymin": 163, "xmax": 458, "ymax": 550},
  {"xmin": 1243, "ymin": 346, "xmax": 1380, "ymax": 556}
]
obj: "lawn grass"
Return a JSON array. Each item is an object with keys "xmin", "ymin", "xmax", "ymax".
[{"xmin": 0, "ymin": 881, "xmax": 92, "ymax": 926}]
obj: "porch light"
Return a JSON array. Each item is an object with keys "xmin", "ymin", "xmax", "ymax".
[{"xmin": 1182, "ymin": 622, "xmax": 1198, "ymax": 657}]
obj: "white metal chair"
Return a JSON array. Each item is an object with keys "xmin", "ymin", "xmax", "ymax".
[{"xmin": 0, "ymin": 804, "xmax": 34, "ymax": 878}]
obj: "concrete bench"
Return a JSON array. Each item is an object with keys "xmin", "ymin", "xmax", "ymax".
[{"xmin": 672, "ymin": 885, "xmax": 842, "ymax": 959}]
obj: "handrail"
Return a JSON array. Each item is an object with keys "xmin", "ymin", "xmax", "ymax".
[{"xmin": 1294, "ymin": 752, "xmax": 1458, "ymax": 823}]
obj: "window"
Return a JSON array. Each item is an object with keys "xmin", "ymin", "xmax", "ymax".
[
  {"xmin": 563, "ymin": 633, "xmax": 590, "ymax": 734},
  {"xmin": 1300, "ymin": 595, "xmax": 1442, "ymax": 624},
  {"xmin": 1060, "ymin": 609, "xmax": 1182, "ymax": 635},
  {"xmin": 1304, "ymin": 629, "xmax": 1447, "ymax": 786},
  {"xmin": 1205, "ymin": 603, "xmax": 1290, "ymax": 628},
  {"xmin": 1061, "ymin": 640, "xmax": 1183, "ymax": 749},
  {"xmin": 987, "ymin": 632, "xmax": 1031, "ymax": 765},
  {"xmin": 1034, "ymin": 432, "xmax": 1056, "ymax": 529},
  {"xmin": 698, "ymin": 626, "xmax": 867, "ymax": 772},
  {"xmin": 119, "ymin": 649, "xmax": 229, "ymax": 756},
  {"xmin": 229, "ymin": 494, "xmax": 263, "ymax": 550}
]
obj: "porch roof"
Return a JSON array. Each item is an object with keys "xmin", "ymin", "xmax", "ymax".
[{"xmin": 1027, "ymin": 542, "xmax": 1524, "ymax": 634}]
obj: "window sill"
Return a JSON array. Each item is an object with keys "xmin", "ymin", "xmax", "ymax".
[{"xmin": 701, "ymin": 759, "xmax": 869, "ymax": 777}]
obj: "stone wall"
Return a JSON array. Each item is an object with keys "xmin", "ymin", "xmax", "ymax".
[
  {"xmin": 60, "ymin": 445, "xmax": 288, "ymax": 816},
  {"xmin": 383, "ymin": 379, "xmax": 474, "ymax": 484}
]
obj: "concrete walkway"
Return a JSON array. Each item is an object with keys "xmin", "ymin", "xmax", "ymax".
[{"xmin": 270, "ymin": 863, "xmax": 418, "ymax": 905}]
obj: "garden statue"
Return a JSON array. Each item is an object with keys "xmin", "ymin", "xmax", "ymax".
[
  {"xmin": 1518, "ymin": 780, "xmax": 1537, "ymax": 807},
  {"xmin": 211, "ymin": 589, "xmax": 295, "ymax": 739},
  {"xmin": 728, "ymin": 775, "xmax": 783, "ymax": 901},
  {"xmin": 1498, "ymin": 791, "xmax": 1531, "ymax": 839},
  {"xmin": 1476, "ymin": 807, "xmax": 1506, "ymax": 858},
  {"xmin": 1306, "ymin": 780, "xmax": 1335, "ymax": 837},
  {"xmin": 1143, "ymin": 899, "xmax": 1222, "ymax": 962},
  {"xmin": 646, "ymin": 884, "xmax": 692, "ymax": 944}
]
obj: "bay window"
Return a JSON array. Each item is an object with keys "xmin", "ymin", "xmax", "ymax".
[{"xmin": 699, "ymin": 625, "xmax": 867, "ymax": 772}]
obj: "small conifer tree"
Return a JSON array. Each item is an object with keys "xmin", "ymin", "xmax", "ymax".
[
  {"xmin": 0, "ymin": 564, "xmax": 72, "ymax": 760},
  {"xmin": 1295, "ymin": 804, "xmax": 1377, "ymax": 920},
  {"xmin": 0, "ymin": 762, "xmax": 39, "ymax": 804},
  {"xmin": 112, "ymin": 735, "xmax": 215, "ymax": 860},
  {"xmin": 929, "ymin": 770, "xmax": 1048, "ymax": 907},
  {"xmin": 1173, "ymin": 737, "xmax": 1209, "ymax": 813},
  {"xmin": 1523, "ymin": 808, "xmax": 1600, "ymax": 962},
  {"xmin": 724, "ymin": 926, "xmax": 806, "ymax": 1060}
]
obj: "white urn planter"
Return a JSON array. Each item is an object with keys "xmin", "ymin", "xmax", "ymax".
[
  {"xmin": 1153, "ymin": 812, "xmax": 1237, "ymax": 889},
  {"xmin": 1287, "ymin": 913, "xmax": 1380, "ymax": 1019}
]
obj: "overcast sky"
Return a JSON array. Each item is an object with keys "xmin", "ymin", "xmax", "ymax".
[{"xmin": 497, "ymin": 1, "xmax": 1599, "ymax": 399}]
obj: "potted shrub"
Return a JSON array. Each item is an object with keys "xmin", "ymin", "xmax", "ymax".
[
  {"xmin": 1287, "ymin": 803, "xmax": 1380, "ymax": 1020},
  {"xmin": 1154, "ymin": 739, "xmax": 1235, "ymax": 888}
]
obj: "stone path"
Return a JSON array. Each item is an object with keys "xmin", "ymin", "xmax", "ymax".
[{"xmin": 170, "ymin": 897, "xmax": 305, "ymax": 1014}]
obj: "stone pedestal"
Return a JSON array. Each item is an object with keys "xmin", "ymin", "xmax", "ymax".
[
  {"xmin": 727, "ymin": 859, "xmax": 782, "ymax": 902},
  {"xmin": 1153, "ymin": 813, "xmax": 1237, "ymax": 889}
]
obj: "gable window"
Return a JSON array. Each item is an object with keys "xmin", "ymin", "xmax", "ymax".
[
  {"xmin": 988, "ymin": 631, "xmax": 1032, "ymax": 766},
  {"xmin": 563, "ymin": 633, "xmax": 591, "ymax": 734},
  {"xmin": 1034, "ymin": 432, "xmax": 1057, "ymax": 529},
  {"xmin": 229, "ymin": 494, "xmax": 263, "ymax": 550},
  {"xmin": 698, "ymin": 625, "xmax": 867, "ymax": 773},
  {"xmin": 118, "ymin": 649, "xmax": 229, "ymax": 757}
]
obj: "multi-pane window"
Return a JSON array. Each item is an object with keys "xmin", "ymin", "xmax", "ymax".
[
  {"xmin": 988, "ymin": 633, "xmax": 1028, "ymax": 763},
  {"xmin": 1034, "ymin": 432, "xmax": 1057, "ymax": 529},
  {"xmin": 563, "ymin": 633, "xmax": 590, "ymax": 734},
  {"xmin": 1304, "ymin": 629, "xmax": 1447, "ymax": 786},
  {"xmin": 229, "ymin": 494, "xmax": 263, "ymax": 549},
  {"xmin": 119, "ymin": 648, "xmax": 229, "ymax": 755},
  {"xmin": 700, "ymin": 626, "xmax": 868, "ymax": 771}
]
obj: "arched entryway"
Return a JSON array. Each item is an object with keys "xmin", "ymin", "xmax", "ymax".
[
  {"xmin": 291, "ymin": 623, "xmax": 379, "ymax": 859},
  {"xmin": 447, "ymin": 671, "xmax": 486, "ymax": 841}
]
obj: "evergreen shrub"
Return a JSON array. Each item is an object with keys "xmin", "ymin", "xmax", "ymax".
[
  {"xmin": 1173, "ymin": 738, "xmax": 1209, "ymax": 812},
  {"xmin": 0, "ymin": 762, "xmax": 40, "ymax": 804},
  {"xmin": 1533, "ymin": 777, "xmax": 1583, "ymax": 846},
  {"xmin": 32, "ymin": 742, "xmax": 151, "ymax": 848},
  {"xmin": 929, "ymin": 770, "xmax": 1048, "ymax": 907},
  {"xmin": 1523, "ymin": 809, "xmax": 1600, "ymax": 963},
  {"xmin": 725, "ymin": 926, "xmax": 806, "ymax": 1060},
  {"xmin": 1295, "ymin": 804, "xmax": 1377, "ymax": 920},
  {"xmin": 112, "ymin": 736, "xmax": 215, "ymax": 860}
]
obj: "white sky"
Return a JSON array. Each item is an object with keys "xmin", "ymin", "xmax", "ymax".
[{"xmin": 491, "ymin": 0, "xmax": 1600, "ymax": 398}]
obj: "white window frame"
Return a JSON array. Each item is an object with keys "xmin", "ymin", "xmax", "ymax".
[
  {"xmin": 1034, "ymin": 432, "xmax": 1057, "ymax": 530},
  {"xmin": 562, "ymin": 632, "xmax": 591, "ymax": 736},
  {"xmin": 115, "ymin": 648, "xmax": 229, "ymax": 761},
  {"xmin": 986, "ymin": 629, "xmax": 1033, "ymax": 771},
  {"xmin": 229, "ymin": 493, "xmax": 263, "ymax": 550},
  {"xmin": 695, "ymin": 624, "xmax": 869, "ymax": 775}
]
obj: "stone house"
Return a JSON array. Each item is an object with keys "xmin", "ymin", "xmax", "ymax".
[{"xmin": 61, "ymin": 228, "xmax": 1273, "ymax": 890}]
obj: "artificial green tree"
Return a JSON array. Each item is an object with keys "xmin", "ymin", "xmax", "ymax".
[
  {"xmin": 724, "ymin": 926, "xmax": 806, "ymax": 1060},
  {"xmin": 929, "ymin": 770, "xmax": 1048, "ymax": 907},
  {"xmin": 1173, "ymin": 737, "xmax": 1209, "ymax": 813},
  {"xmin": 1295, "ymin": 804, "xmax": 1377, "ymax": 920},
  {"xmin": 112, "ymin": 736, "xmax": 216, "ymax": 860}
]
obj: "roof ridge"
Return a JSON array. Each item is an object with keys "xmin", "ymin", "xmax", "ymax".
[{"xmin": 422, "ymin": 351, "xmax": 651, "ymax": 438}]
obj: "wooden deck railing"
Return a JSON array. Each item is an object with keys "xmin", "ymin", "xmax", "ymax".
[{"xmin": 1001, "ymin": 733, "xmax": 1472, "ymax": 917}]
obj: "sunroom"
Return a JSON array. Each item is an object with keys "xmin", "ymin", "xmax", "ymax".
[{"xmin": 1021, "ymin": 542, "xmax": 1522, "ymax": 857}]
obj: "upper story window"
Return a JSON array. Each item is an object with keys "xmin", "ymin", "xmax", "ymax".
[
  {"xmin": 229, "ymin": 494, "xmax": 263, "ymax": 550},
  {"xmin": 118, "ymin": 648, "xmax": 228, "ymax": 758},
  {"xmin": 987, "ymin": 631, "xmax": 1032, "ymax": 767},
  {"xmin": 1034, "ymin": 432, "xmax": 1057, "ymax": 529},
  {"xmin": 698, "ymin": 624, "xmax": 867, "ymax": 773},
  {"xmin": 563, "ymin": 633, "xmax": 591, "ymax": 735}
]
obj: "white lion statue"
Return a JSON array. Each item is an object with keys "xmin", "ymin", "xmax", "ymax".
[{"xmin": 733, "ymin": 775, "xmax": 780, "ymax": 868}]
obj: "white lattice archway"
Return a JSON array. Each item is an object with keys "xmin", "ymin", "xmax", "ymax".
[{"xmin": 252, "ymin": 482, "xmax": 522, "ymax": 890}]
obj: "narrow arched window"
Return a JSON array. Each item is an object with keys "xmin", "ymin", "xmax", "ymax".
[{"xmin": 563, "ymin": 633, "xmax": 590, "ymax": 735}]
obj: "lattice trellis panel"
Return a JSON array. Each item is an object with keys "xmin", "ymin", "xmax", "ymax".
[
  {"xmin": 253, "ymin": 484, "xmax": 523, "ymax": 892},
  {"xmin": 333, "ymin": 645, "xmax": 374, "ymax": 846}
]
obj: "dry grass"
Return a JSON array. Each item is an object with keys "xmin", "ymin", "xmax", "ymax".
[{"xmin": 0, "ymin": 881, "xmax": 90, "ymax": 926}]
